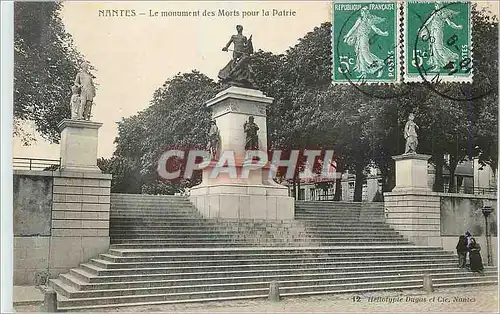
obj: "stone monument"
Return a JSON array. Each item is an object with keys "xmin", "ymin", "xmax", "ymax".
[
  {"xmin": 189, "ymin": 26, "xmax": 294, "ymax": 220},
  {"xmin": 384, "ymin": 113, "xmax": 439, "ymax": 246},
  {"xmin": 59, "ymin": 61, "xmax": 102, "ymax": 172},
  {"xmin": 392, "ymin": 113, "xmax": 431, "ymax": 192}
]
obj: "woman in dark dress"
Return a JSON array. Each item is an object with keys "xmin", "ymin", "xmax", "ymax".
[
  {"xmin": 455, "ymin": 235, "xmax": 467, "ymax": 268},
  {"xmin": 469, "ymin": 237, "xmax": 484, "ymax": 274}
]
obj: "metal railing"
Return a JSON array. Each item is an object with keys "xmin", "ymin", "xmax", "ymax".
[
  {"xmin": 436, "ymin": 185, "xmax": 497, "ymax": 195},
  {"xmin": 13, "ymin": 157, "xmax": 61, "ymax": 171}
]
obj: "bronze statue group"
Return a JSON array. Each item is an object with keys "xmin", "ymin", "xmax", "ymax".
[{"xmin": 456, "ymin": 231, "xmax": 484, "ymax": 274}]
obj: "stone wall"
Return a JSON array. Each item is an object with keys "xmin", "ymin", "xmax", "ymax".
[
  {"xmin": 13, "ymin": 170, "xmax": 111, "ymax": 285},
  {"xmin": 440, "ymin": 196, "xmax": 497, "ymax": 236},
  {"xmin": 384, "ymin": 191, "xmax": 498, "ymax": 265},
  {"xmin": 13, "ymin": 175, "xmax": 53, "ymax": 236}
]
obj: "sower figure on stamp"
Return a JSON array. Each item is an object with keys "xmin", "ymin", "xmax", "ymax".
[
  {"xmin": 69, "ymin": 85, "xmax": 82, "ymax": 120},
  {"xmin": 343, "ymin": 7, "xmax": 389, "ymax": 78},
  {"xmin": 244, "ymin": 116, "xmax": 259, "ymax": 150},
  {"xmin": 404, "ymin": 113, "xmax": 419, "ymax": 154},
  {"xmin": 419, "ymin": 1, "xmax": 463, "ymax": 72},
  {"xmin": 219, "ymin": 25, "xmax": 256, "ymax": 88},
  {"xmin": 74, "ymin": 62, "xmax": 96, "ymax": 120},
  {"xmin": 207, "ymin": 120, "xmax": 220, "ymax": 160}
]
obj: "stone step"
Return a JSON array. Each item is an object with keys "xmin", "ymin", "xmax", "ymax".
[
  {"xmin": 79, "ymin": 261, "xmax": 458, "ymax": 277},
  {"xmin": 296, "ymin": 211, "xmax": 382, "ymax": 215},
  {"xmin": 110, "ymin": 205, "xmax": 195, "ymax": 209},
  {"xmin": 68, "ymin": 263, "xmax": 466, "ymax": 285},
  {"xmin": 109, "ymin": 229, "xmax": 402, "ymax": 235},
  {"xmin": 95, "ymin": 254, "xmax": 455, "ymax": 267},
  {"xmin": 88, "ymin": 256, "xmax": 457, "ymax": 270},
  {"xmin": 295, "ymin": 201, "xmax": 383, "ymax": 206},
  {"xmin": 109, "ymin": 219, "xmax": 392, "ymax": 226},
  {"xmin": 110, "ymin": 201, "xmax": 192, "ymax": 206},
  {"xmin": 111, "ymin": 194, "xmax": 187, "ymax": 199},
  {"xmin": 109, "ymin": 237, "xmax": 407, "ymax": 244},
  {"xmin": 109, "ymin": 246, "xmax": 448, "ymax": 256},
  {"xmin": 53, "ymin": 275, "xmax": 497, "ymax": 309},
  {"xmin": 52, "ymin": 271, "xmax": 495, "ymax": 300},
  {"xmin": 109, "ymin": 226, "xmax": 398, "ymax": 232},
  {"xmin": 294, "ymin": 214, "xmax": 362, "ymax": 219},
  {"xmin": 110, "ymin": 213, "xmax": 201, "ymax": 217},
  {"xmin": 100, "ymin": 250, "xmax": 454, "ymax": 262},
  {"xmin": 58, "ymin": 267, "xmax": 496, "ymax": 292},
  {"xmin": 108, "ymin": 241, "xmax": 411, "ymax": 248},
  {"xmin": 108, "ymin": 233, "xmax": 405, "ymax": 239}
]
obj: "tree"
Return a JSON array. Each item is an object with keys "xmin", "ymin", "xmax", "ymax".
[
  {"xmin": 14, "ymin": 2, "xmax": 90, "ymax": 143},
  {"xmin": 111, "ymin": 71, "xmax": 220, "ymax": 194}
]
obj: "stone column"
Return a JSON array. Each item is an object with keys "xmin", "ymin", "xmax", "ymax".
[
  {"xmin": 189, "ymin": 86, "xmax": 294, "ymax": 220},
  {"xmin": 58, "ymin": 119, "xmax": 102, "ymax": 173}
]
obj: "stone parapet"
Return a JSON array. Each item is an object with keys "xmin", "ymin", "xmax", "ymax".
[{"xmin": 13, "ymin": 169, "xmax": 111, "ymax": 285}]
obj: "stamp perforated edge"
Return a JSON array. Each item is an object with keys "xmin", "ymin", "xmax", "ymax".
[
  {"xmin": 330, "ymin": 0, "xmax": 401, "ymax": 85},
  {"xmin": 402, "ymin": 0, "xmax": 473, "ymax": 83}
]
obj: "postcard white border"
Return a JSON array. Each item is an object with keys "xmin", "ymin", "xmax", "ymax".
[{"xmin": 1, "ymin": 1, "xmax": 14, "ymax": 313}]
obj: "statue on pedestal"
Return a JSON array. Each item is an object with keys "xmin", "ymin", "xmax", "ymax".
[
  {"xmin": 73, "ymin": 62, "xmax": 96, "ymax": 120},
  {"xmin": 404, "ymin": 113, "xmax": 419, "ymax": 154},
  {"xmin": 244, "ymin": 116, "xmax": 259, "ymax": 150},
  {"xmin": 207, "ymin": 120, "xmax": 220, "ymax": 159},
  {"xmin": 219, "ymin": 25, "xmax": 256, "ymax": 88}
]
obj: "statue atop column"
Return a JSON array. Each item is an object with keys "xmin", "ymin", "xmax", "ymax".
[
  {"xmin": 218, "ymin": 25, "xmax": 256, "ymax": 88},
  {"xmin": 404, "ymin": 113, "xmax": 419, "ymax": 154},
  {"xmin": 244, "ymin": 116, "xmax": 259, "ymax": 150},
  {"xmin": 72, "ymin": 62, "xmax": 96, "ymax": 120},
  {"xmin": 207, "ymin": 120, "xmax": 220, "ymax": 159}
]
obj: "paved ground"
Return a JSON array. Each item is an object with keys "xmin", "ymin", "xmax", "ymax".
[
  {"xmin": 12, "ymin": 286, "xmax": 44, "ymax": 306},
  {"xmin": 14, "ymin": 285, "xmax": 498, "ymax": 313}
]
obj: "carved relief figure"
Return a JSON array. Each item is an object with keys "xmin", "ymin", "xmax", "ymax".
[
  {"xmin": 207, "ymin": 120, "xmax": 220, "ymax": 159},
  {"xmin": 244, "ymin": 116, "xmax": 259, "ymax": 150}
]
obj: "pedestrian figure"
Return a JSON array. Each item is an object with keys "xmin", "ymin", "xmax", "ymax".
[
  {"xmin": 456, "ymin": 235, "xmax": 467, "ymax": 268},
  {"xmin": 469, "ymin": 237, "xmax": 484, "ymax": 274},
  {"xmin": 465, "ymin": 231, "xmax": 472, "ymax": 269}
]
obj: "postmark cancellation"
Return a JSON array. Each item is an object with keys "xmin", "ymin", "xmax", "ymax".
[{"xmin": 404, "ymin": 0, "xmax": 473, "ymax": 83}]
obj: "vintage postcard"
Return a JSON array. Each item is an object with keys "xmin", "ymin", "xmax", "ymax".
[
  {"xmin": 332, "ymin": 1, "xmax": 399, "ymax": 84},
  {"xmin": 404, "ymin": 0, "xmax": 473, "ymax": 83},
  {"xmin": 1, "ymin": 1, "xmax": 498, "ymax": 313}
]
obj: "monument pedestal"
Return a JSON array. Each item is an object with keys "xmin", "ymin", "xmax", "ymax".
[
  {"xmin": 384, "ymin": 153, "xmax": 440, "ymax": 246},
  {"xmin": 189, "ymin": 86, "xmax": 295, "ymax": 220},
  {"xmin": 58, "ymin": 119, "xmax": 102, "ymax": 173},
  {"xmin": 392, "ymin": 153, "xmax": 431, "ymax": 192}
]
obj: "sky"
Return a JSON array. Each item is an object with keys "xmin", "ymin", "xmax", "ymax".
[{"xmin": 12, "ymin": 1, "xmax": 498, "ymax": 160}]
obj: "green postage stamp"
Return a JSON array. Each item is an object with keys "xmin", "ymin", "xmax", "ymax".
[
  {"xmin": 332, "ymin": 1, "xmax": 399, "ymax": 84},
  {"xmin": 404, "ymin": 0, "xmax": 472, "ymax": 83}
]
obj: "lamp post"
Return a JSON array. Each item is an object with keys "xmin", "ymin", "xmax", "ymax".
[{"xmin": 481, "ymin": 205, "xmax": 494, "ymax": 266}]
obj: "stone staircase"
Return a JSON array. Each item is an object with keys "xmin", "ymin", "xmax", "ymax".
[{"xmin": 49, "ymin": 194, "xmax": 498, "ymax": 311}]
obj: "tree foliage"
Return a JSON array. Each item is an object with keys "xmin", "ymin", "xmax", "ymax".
[
  {"xmin": 111, "ymin": 71, "xmax": 220, "ymax": 193},
  {"xmin": 14, "ymin": 2, "xmax": 90, "ymax": 143}
]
